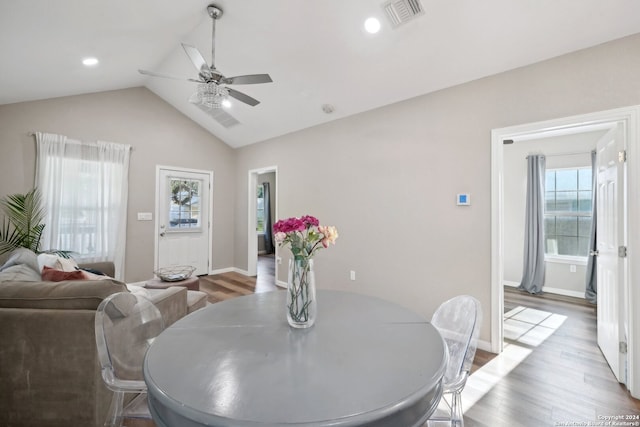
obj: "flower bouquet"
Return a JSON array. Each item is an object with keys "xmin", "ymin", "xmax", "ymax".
[{"xmin": 274, "ymin": 215, "xmax": 338, "ymax": 328}]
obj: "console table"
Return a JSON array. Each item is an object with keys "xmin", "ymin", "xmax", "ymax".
[{"xmin": 144, "ymin": 290, "xmax": 447, "ymax": 427}]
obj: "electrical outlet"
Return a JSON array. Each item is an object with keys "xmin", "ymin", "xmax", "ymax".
[
  {"xmin": 277, "ymin": 256, "xmax": 282, "ymax": 265},
  {"xmin": 570, "ymin": 264, "xmax": 576, "ymax": 273},
  {"xmin": 350, "ymin": 270, "xmax": 356, "ymax": 281}
]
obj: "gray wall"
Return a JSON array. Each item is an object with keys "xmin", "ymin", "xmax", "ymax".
[
  {"xmin": 0, "ymin": 87, "xmax": 236, "ymax": 282},
  {"xmin": 234, "ymin": 33, "xmax": 640, "ymax": 343}
]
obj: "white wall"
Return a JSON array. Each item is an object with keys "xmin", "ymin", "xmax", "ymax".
[
  {"xmin": 234, "ymin": 33, "xmax": 640, "ymax": 344},
  {"xmin": 503, "ymin": 131, "xmax": 606, "ymax": 297}
]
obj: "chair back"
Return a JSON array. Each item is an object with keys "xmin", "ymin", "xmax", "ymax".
[
  {"xmin": 431, "ymin": 295, "xmax": 482, "ymax": 387},
  {"xmin": 95, "ymin": 292, "xmax": 164, "ymax": 391}
]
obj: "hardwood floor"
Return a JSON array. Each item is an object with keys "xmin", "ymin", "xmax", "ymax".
[
  {"xmin": 461, "ymin": 287, "xmax": 640, "ymax": 427},
  {"xmin": 199, "ymin": 254, "xmax": 279, "ymax": 303},
  {"xmin": 154, "ymin": 268, "xmax": 640, "ymax": 426}
]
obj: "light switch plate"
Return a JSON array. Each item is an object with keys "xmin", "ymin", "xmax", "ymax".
[{"xmin": 137, "ymin": 212, "xmax": 153, "ymax": 221}]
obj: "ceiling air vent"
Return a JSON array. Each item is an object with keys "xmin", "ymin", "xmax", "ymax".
[
  {"xmin": 194, "ymin": 103, "xmax": 240, "ymax": 128},
  {"xmin": 383, "ymin": 0, "xmax": 424, "ymax": 28}
]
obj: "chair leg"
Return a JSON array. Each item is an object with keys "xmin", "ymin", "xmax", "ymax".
[
  {"xmin": 105, "ymin": 391, "xmax": 125, "ymax": 427},
  {"xmin": 451, "ymin": 391, "xmax": 464, "ymax": 427}
]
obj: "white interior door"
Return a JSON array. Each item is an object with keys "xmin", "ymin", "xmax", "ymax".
[
  {"xmin": 156, "ymin": 167, "xmax": 212, "ymax": 276},
  {"xmin": 596, "ymin": 123, "xmax": 626, "ymax": 383}
]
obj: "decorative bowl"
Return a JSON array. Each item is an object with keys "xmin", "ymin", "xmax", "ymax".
[{"xmin": 154, "ymin": 265, "xmax": 196, "ymax": 282}]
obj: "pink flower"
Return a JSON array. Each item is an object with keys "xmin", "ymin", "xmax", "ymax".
[
  {"xmin": 318, "ymin": 225, "xmax": 339, "ymax": 248},
  {"xmin": 274, "ymin": 232, "xmax": 287, "ymax": 243},
  {"xmin": 274, "ymin": 217, "xmax": 305, "ymax": 233},
  {"xmin": 300, "ymin": 215, "xmax": 319, "ymax": 227}
]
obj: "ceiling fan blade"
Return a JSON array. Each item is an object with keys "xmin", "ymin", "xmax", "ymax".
[
  {"xmin": 139, "ymin": 69, "xmax": 203, "ymax": 83},
  {"xmin": 222, "ymin": 74, "xmax": 273, "ymax": 85},
  {"xmin": 227, "ymin": 88, "xmax": 260, "ymax": 106},
  {"xmin": 181, "ymin": 43, "xmax": 212, "ymax": 78}
]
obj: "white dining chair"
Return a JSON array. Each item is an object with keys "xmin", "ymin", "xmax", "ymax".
[
  {"xmin": 427, "ymin": 295, "xmax": 482, "ymax": 427},
  {"xmin": 95, "ymin": 292, "xmax": 164, "ymax": 427}
]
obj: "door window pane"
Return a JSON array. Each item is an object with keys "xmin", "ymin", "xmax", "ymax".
[{"xmin": 168, "ymin": 178, "xmax": 201, "ymax": 230}]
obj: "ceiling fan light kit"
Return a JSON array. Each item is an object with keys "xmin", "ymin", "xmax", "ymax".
[
  {"xmin": 138, "ymin": 3, "xmax": 272, "ymax": 122},
  {"xmin": 196, "ymin": 82, "xmax": 229, "ymax": 109}
]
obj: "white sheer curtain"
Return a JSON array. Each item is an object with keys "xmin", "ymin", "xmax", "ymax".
[{"xmin": 35, "ymin": 132, "xmax": 131, "ymax": 280}]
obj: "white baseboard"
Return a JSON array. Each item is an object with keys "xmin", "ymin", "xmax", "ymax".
[
  {"xmin": 477, "ymin": 339, "xmax": 493, "ymax": 353},
  {"xmin": 540, "ymin": 286, "xmax": 585, "ymax": 299},
  {"xmin": 209, "ymin": 267, "xmax": 250, "ymax": 276},
  {"xmin": 276, "ymin": 279, "xmax": 287, "ymax": 288},
  {"xmin": 503, "ymin": 280, "xmax": 585, "ymax": 299}
]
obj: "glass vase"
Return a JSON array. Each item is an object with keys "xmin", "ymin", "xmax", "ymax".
[{"xmin": 286, "ymin": 258, "xmax": 317, "ymax": 328}]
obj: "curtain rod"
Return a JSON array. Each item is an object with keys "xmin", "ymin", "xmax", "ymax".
[
  {"xmin": 527, "ymin": 150, "xmax": 595, "ymax": 158},
  {"xmin": 28, "ymin": 132, "xmax": 133, "ymax": 150}
]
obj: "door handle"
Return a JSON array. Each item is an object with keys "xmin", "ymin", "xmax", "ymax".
[{"xmin": 160, "ymin": 232, "xmax": 166, "ymax": 237}]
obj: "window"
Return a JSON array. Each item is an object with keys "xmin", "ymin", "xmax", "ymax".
[
  {"xmin": 35, "ymin": 133, "xmax": 131, "ymax": 280},
  {"xmin": 544, "ymin": 168, "xmax": 592, "ymax": 258},
  {"xmin": 256, "ymin": 185, "xmax": 265, "ymax": 233},
  {"xmin": 168, "ymin": 178, "xmax": 201, "ymax": 230}
]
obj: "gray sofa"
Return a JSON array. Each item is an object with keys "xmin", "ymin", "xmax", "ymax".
[{"xmin": 0, "ymin": 251, "xmax": 205, "ymax": 427}]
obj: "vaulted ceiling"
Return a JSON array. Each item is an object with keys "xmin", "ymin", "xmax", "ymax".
[{"xmin": 2, "ymin": 0, "xmax": 640, "ymax": 148}]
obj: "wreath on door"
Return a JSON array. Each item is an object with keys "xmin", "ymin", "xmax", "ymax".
[{"xmin": 171, "ymin": 181, "xmax": 193, "ymax": 206}]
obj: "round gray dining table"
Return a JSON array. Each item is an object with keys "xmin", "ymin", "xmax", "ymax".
[{"xmin": 144, "ymin": 290, "xmax": 447, "ymax": 427}]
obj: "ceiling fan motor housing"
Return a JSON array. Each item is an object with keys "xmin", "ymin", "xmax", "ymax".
[{"xmin": 208, "ymin": 4, "xmax": 222, "ymax": 19}]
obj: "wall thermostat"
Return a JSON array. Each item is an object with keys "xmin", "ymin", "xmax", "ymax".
[{"xmin": 457, "ymin": 193, "xmax": 471, "ymax": 206}]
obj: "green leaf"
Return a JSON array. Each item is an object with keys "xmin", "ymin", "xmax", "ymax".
[{"xmin": 0, "ymin": 188, "xmax": 46, "ymax": 254}]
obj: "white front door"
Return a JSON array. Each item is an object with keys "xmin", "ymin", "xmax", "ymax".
[
  {"xmin": 156, "ymin": 167, "xmax": 212, "ymax": 276},
  {"xmin": 596, "ymin": 123, "xmax": 626, "ymax": 383}
]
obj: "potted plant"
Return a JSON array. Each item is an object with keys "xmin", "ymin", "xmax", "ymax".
[{"xmin": 0, "ymin": 187, "xmax": 70, "ymax": 257}]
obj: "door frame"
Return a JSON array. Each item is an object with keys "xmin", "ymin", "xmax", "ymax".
[
  {"xmin": 154, "ymin": 165, "xmax": 214, "ymax": 274},
  {"xmin": 491, "ymin": 105, "xmax": 640, "ymax": 397},
  {"xmin": 247, "ymin": 166, "xmax": 278, "ymax": 278}
]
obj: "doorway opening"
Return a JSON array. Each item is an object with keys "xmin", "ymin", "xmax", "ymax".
[
  {"xmin": 247, "ymin": 166, "xmax": 278, "ymax": 287},
  {"xmin": 491, "ymin": 105, "xmax": 640, "ymax": 397}
]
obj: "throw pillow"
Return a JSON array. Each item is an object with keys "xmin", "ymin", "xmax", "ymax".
[
  {"xmin": 0, "ymin": 264, "xmax": 43, "ymax": 282},
  {"xmin": 37, "ymin": 253, "xmax": 78, "ymax": 273},
  {"xmin": 0, "ymin": 248, "xmax": 39, "ymax": 274},
  {"xmin": 41, "ymin": 266, "xmax": 86, "ymax": 282}
]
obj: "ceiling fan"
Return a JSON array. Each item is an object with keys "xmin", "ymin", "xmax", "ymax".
[{"xmin": 138, "ymin": 4, "xmax": 272, "ymax": 111}]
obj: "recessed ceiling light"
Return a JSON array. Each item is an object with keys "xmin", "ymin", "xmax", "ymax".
[
  {"xmin": 82, "ymin": 57, "xmax": 99, "ymax": 67},
  {"xmin": 364, "ymin": 17, "xmax": 381, "ymax": 34},
  {"xmin": 221, "ymin": 99, "xmax": 231, "ymax": 109}
]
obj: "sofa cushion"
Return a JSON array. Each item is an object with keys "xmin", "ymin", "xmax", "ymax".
[
  {"xmin": 0, "ymin": 248, "xmax": 39, "ymax": 273},
  {"xmin": 0, "ymin": 279, "xmax": 129, "ymax": 310},
  {"xmin": 0, "ymin": 264, "xmax": 42, "ymax": 282},
  {"xmin": 127, "ymin": 285, "xmax": 187, "ymax": 327},
  {"xmin": 41, "ymin": 266, "xmax": 86, "ymax": 282}
]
